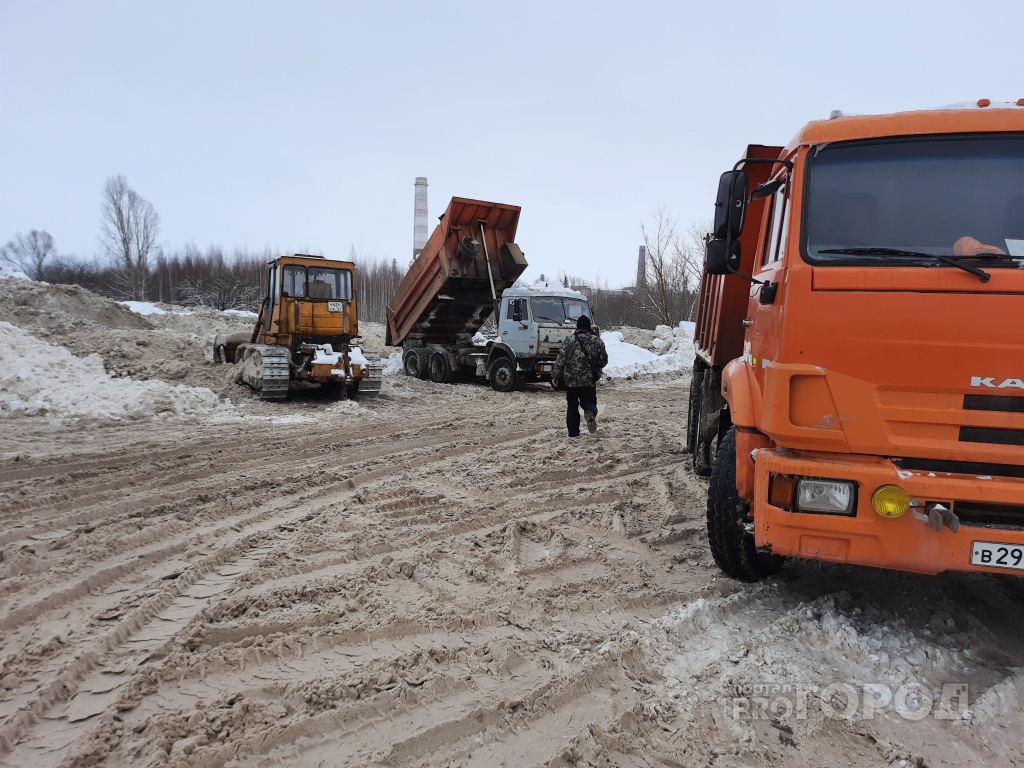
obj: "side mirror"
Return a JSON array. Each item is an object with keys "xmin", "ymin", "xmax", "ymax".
[
  {"xmin": 750, "ymin": 178, "xmax": 783, "ymax": 201},
  {"xmin": 706, "ymin": 238, "xmax": 741, "ymax": 275},
  {"xmin": 713, "ymin": 170, "xmax": 748, "ymax": 239},
  {"xmin": 512, "ymin": 305, "xmax": 523, "ymax": 322}
]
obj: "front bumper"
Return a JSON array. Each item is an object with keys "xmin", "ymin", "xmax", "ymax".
[{"xmin": 754, "ymin": 448, "xmax": 1024, "ymax": 576}]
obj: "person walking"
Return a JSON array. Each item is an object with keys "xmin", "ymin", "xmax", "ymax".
[{"xmin": 551, "ymin": 315, "xmax": 608, "ymax": 437}]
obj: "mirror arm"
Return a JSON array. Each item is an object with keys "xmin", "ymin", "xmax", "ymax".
[
  {"xmin": 720, "ymin": 155, "xmax": 793, "ymax": 284},
  {"xmin": 725, "ymin": 264, "xmax": 769, "ymax": 285}
]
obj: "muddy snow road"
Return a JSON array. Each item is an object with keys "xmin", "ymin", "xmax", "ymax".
[{"xmin": 2, "ymin": 376, "xmax": 1024, "ymax": 768}]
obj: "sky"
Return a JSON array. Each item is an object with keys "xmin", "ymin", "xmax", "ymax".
[{"xmin": 2, "ymin": 0, "xmax": 1024, "ymax": 286}]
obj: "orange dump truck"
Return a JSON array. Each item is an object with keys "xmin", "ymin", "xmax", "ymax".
[{"xmin": 691, "ymin": 102, "xmax": 1024, "ymax": 581}]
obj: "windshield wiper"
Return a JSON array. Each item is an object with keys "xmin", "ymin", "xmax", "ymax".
[{"xmin": 818, "ymin": 247, "xmax": 990, "ymax": 283}]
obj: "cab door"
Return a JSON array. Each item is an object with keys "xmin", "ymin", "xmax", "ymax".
[
  {"xmin": 501, "ymin": 297, "xmax": 534, "ymax": 357},
  {"xmin": 746, "ymin": 175, "xmax": 790, "ymax": 376}
]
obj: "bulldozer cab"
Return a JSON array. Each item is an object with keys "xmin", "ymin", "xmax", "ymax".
[{"xmin": 256, "ymin": 254, "xmax": 358, "ymax": 345}]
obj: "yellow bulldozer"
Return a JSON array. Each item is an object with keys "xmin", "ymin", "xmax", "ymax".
[{"xmin": 213, "ymin": 254, "xmax": 383, "ymax": 400}]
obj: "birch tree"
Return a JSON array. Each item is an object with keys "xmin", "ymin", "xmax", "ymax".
[{"xmin": 100, "ymin": 174, "xmax": 161, "ymax": 300}]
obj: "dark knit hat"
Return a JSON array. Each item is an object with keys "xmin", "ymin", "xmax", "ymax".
[{"xmin": 576, "ymin": 315, "xmax": 592, "ymax": 330}]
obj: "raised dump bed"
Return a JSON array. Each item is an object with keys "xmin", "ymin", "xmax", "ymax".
[
  {"xmin": 386, "ymin": 197, "xmax": 527, "ymax": 347},
  {"xmin": 386, "ymin": 197, "xmax": 595, "ymax": 392}
]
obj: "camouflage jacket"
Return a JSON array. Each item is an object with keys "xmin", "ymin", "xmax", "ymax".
[{"xmin": 552, "ymin": 329, "xmax": 608, "ymax": 387}]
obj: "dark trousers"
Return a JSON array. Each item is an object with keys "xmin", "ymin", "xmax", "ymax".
[{"xmin": 566, "ymin": 386, "xmax": 597, "ymax": 436}]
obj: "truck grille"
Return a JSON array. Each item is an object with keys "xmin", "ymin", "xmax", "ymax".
[
  {"xmin": 893, "ymin": 457, "xmax": 1024, "ymax": 480},
  {"xmin": 959, "ymin": 427, "xmax": 1024, "ymax": 446},
  {"xmin": 963, "ymin": 395, "xmax": 1024, "ymax": 413},
  {"xmin": 955, "ymin": 500, "xmax": 1024, "ymax": 531}
]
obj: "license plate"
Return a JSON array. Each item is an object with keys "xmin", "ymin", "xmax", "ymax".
[
  {"xmin": 971, "ymin": 541, "xmax": 1024, "ymax": 570},
  {"xmin": 327, "ymin": 301, "xmax": 345, "ymax": 312}
]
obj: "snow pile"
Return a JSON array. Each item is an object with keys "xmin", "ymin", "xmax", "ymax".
[
  {"xmin": 119, "ymin": 301, "xmax": 258, "ymax": 320},
  {"xmin": 118, "ymin": 301, "xmax": 168, "ymax": 316},
  {"xmin": 381, "ymin": 352, "xmax": 403, "ymax": 376},
  {"xmin": 507, "ymin": 279, "xmax": 587, "ymax": 299},
  {"xmin": 0, "ymin": 264, "xmax": 31, "ymax": 281},
  {"xmin": 471, "ymin": 331, "xmax": 495, "ymax": 346},
  {"xmin": 311, "ymin": 344, "xmax": 343, "ymax": 365},
  {"xmin": 310, "ymin": 345, "xmax": 369, "ymax": 368},
  {"xmin": 652, "ymin": 321, "xmax": 696, "ymax": 359},
  {"xmin": 349, "ymin": 347, "xmax": 369, "ymax": 367},
  {"xmin": 0, "ymin": 321, "xmax": 227, "ymax": 420},
  {"xmin": 601, "ymin": 321, "xmax": 696, "ymax": 379}
]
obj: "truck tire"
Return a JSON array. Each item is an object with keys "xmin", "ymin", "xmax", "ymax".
[
  {"xmin": 707, "ymin": 427, "xmax": 785, "ymax": 582},
  {"xmin": 489, "ymin": 357, "xmax": 518, "ymax": 393},
  {"xmin": 404, "ymin": 349, "xmax": 429, "ymax": 379},
  {"xmin": 428, "ymin": 351, "xmax": 458, "ymax": 384}
]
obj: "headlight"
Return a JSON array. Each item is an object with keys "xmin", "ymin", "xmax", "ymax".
[
  {"xmin": 795, "ymin": 479, "xmax": 856, "ymax": 515},
  {"xmin": 871, "ymin": 485, "xmax": 910, "ymax": 518}
]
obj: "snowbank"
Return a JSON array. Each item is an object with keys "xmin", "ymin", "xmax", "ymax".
[
  {"xmin": 119, "ymin": 301, "xmax": 257, "ymax": 319},
  {"xmin": 118, "ymin": 301, "xmax": 168, "ymax": 316},
  {"xmin": 381, "ymin": 352, "xmax": 403, "ymax": 375},
  {"xmin": 601, "ymin": 321, "xmax": 696, "ymax": 379},
  {"xmin": 0, "ymin": 321, "xmax": 227, "ymax": 420}
]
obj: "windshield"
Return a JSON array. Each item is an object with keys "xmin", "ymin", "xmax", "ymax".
[
  {"xmin": 530, "ymin": 297, "xmax": 591, "ymax": 324},
  {"xmin": 281, "ymin": 265, "xmax": 353, "ymax": 299},
  {"xmin": 804, "ymin": 136, "xmax": 1024, "ymax": 263}
]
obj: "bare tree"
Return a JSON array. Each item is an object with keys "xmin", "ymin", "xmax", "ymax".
[
  {"xmin": 1, "ymin": 230, "xmax": 56, "ymax": 280},
  {"xmin": 100, "ymin": 174, "xmax": 161, "ymax": 300},
  {"xmin": 680, "ymin": 216, "xmax": 713, "ymax": 321},
  {"xmin": 640, "ymin": 206, "xmax": 686, "ymax": 326},
  {"xmin": 637, "ymin": 208, "xmax": 713, "ymax": 326}
]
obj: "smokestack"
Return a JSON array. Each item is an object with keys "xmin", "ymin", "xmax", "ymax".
[
  {"xmin": 413, "ymin": 177, "xmax": 428, "ymax": 258},
  {"xmin": 636, "ymin": 245, "xmax": 647, "ymax": 288}
]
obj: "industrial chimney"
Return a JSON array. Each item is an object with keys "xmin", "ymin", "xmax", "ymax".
[
  {"xmin": 413, "ymin": 177, "xmax": 428, "ymax": 258},
  {"xmin": 636, "ymin": 245, "xmax": 647, "ymax": 288}
]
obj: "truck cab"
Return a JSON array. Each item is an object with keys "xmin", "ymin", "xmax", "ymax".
[
  {"xmin": 692, "ymin": 103, "xmax": 1024, "ymax": 581},
  {"xmin": 497, "ymin": 287, "xmax": 593, "ymax": 380}
]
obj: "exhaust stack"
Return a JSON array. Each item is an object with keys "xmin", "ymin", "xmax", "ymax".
[{"xmin": 413, "ymin": 177, "xmax": 428, "ymax": 258}]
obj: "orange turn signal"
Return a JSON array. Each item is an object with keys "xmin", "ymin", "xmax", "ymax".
[{"xmin": 768, "ymin": 475, "xmax": 795, "ymax": 509}]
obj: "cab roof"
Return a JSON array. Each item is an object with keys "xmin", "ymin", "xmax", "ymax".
[
  {"xmin": 270, "ymin": 253, "xmax": 354, "ymax": 269},
  {"xmin": 503, "ymin": 284, "xmax": 588, "ymax": 300},
  {"xmin": 783, "ymin": 101, "xmax": 1024, "ymax": 155}
]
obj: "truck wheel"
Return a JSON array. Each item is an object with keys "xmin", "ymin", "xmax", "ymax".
[
  {"xmin": 707, "ymin": 427, "xmax": 785, "ymax": 582},
  {"xmin": 404, "ymin": 349, "xmax": 429, "ymax": 379},
  {"xmin": 429, "ymin": 351, "xmax": 458, "ymax": 384},
  {"xmin": 489, "ymin": 357, "xmax": 518, "ymax": 393}
]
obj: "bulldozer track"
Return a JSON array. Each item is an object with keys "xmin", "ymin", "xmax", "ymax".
[{"xmin": 240, "ymin": 343, "xmax": 291, "ymax": 400}]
